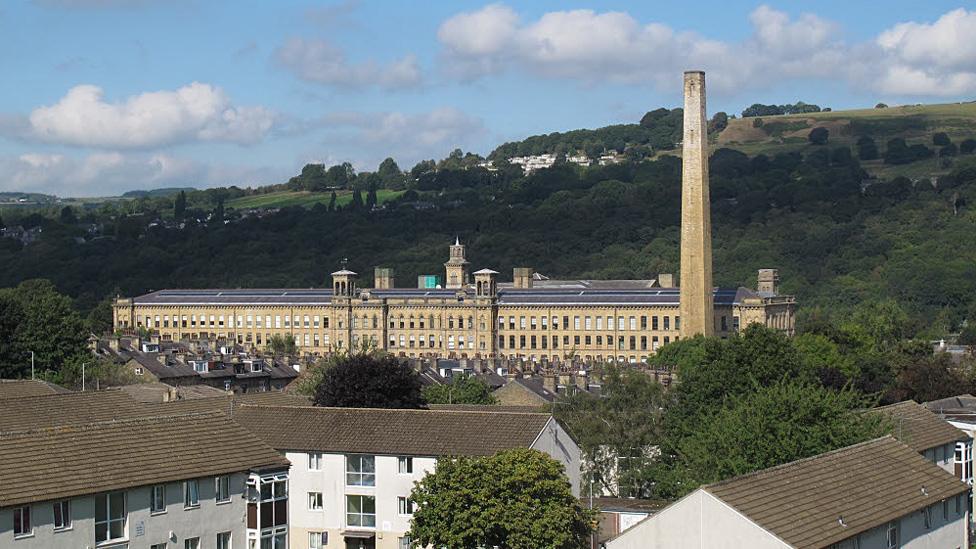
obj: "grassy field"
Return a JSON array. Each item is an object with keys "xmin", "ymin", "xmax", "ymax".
[
  {"xmin": 711, "ymin": 102, "xmax": 976, "ymax": 178},
  {"xmin": 226, "ymin": 189, "xmax": 404, "ymax": 210}
]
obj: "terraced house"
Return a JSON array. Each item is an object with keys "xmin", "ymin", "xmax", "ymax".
[{"xmin": 0, "ymin": 389, "xmax": 291, "ymax": 549}]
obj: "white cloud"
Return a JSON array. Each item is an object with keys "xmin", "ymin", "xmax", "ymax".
[
  {"xmin": 0, "ymin": 151, "xmax": 288, "ymax": 197},
  {"xmin": 315, "ymin": 107, "xmax": 486, "ymax": 170},
  {"xmin": 437, "ymin": 4, "xmax": 976, "ymax": 97},
  {"xmin": 26, "ymin": 83, "xmax": 276, "ymax": 148},
  {"xmin": 275, "ymin": 37, "xmax": 422, "ymax": 89},
  {"xmin": 874, "ymin": 8, "xmax": 976, "ymax": 95}
]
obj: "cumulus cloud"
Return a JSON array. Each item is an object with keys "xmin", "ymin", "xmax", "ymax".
[
  {"xmin": 25, "ymin": 83, "xmax": 275, "ymax": 148},
  {"xmin": 313, "ymin": 107, "xmax": 486, "ymax": 169},
  {"xmin": 0, "ymin": 151, "xmax": 287, "ymax": 196},
  {"xmin": 874, "ymin": 8, "xmax": 976, "ymax": 95},
  {"xmin": 275, "ymin": 38, "xmax": 422, "ymax": 90},
  {"xmin": 437, "ymin": 4, "xmax": 976, "ymax": 97}
]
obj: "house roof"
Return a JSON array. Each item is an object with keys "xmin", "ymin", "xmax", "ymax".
[
  {"xmin": 232, "ymin": 405, "xmax": 554, "ymax": 457},
  {"xmin": 0, "ymin": 379, "xmax": 70, "ymax": 399},
  {"xmin": 705, "ymin": 436, "xmax": 969, "ymax": 549},
  {"xmin": 128, "ymin": 352, "xmax": 198, "ymax": 379},
  {"xmin": 0, "ymin": 389, "xmax": 153, "ymax": 433},
  {"xmin": 0, "ymin": 411, "xmax": 289, "ymax": 507},
  {"xmin": 871, "ymin": 400, "xmax": 970, "ymax": 452},
  {"xmin": 592, "ymin": 497, "xmax": 669, "ymax": 513},
  {"xmin": 924, "ymin": 394, "xmax": 976, "ymax": 413},
  {"xmin": 119, "ymin": 382, "xmax": 227, "ymax": 403},
  {"xmin": 143, "ymin": 391, "xmax": 313, "ymax": 415}
]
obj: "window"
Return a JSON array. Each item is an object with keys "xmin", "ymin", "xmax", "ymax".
[
  {"xmin": 923, "ymin": 506, "xmax": 932, "ymax": 529},
  {"xmin": 956, "ymin": 494, "xmax": 962, "ymax": 515},
  {"xmin": 398, "ymin": 456, "xmax": 413, "ymax": 474},
  {"xmin": 398, "ymin": 537, "xmax": 412, "ymax": 549},
  {"xmin": 308, "ymin": 452, "xmax": 323, "ymax": 471},
  {"xmin": 346, "ymin": 495, "xmax": 376, "ymax": 527},
  {"xmin": 346, "ymin": 455, "xmax": 376, "ymax": 486},
  {"xmin": 216, "ymin": 476, "xmax": 230, "ymax": 503},
  {"xmin": 309, "ymin": 532, "xmax": 326, "ymax": 549},
  {"xmin": 943, "ymin": 498, "xmax": 949, "ymax": 520},
  {"xmin": 886, "ymin": 520, "xmax": 898, "ymax": 549},
  {"xmin": 152, "ymin": 544, "xmax": 167, "ymax": 549},
  {"xmin": 397, "ymin": 496, "xmax": 415, "ymax": 515},
  {"xmin": 184, "ymin": 479, "xmax": 200, "ymax": 508},
  {"xmin": 53, "ymin": 500, "xmax": 71, "ymax": 530},
  {"xmin": 217, "ymin": 532, "xmax": 232, "ymax": 549},
  {"xmin": 13, "ymin": 505, "xmax": 31, "ymax": 537},
  {"xmin": 308, "ymin": 492, "xmax": 323, "ymax": 511},
  {"xmin": 95, "ymin": 491, "xmax": 126, "ymax": 544},
  {"xmin": 185, "ymin": 537, "xmax": 200, "ymax": 549}
]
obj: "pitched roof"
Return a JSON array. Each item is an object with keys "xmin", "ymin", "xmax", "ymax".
[
  {"xmin": 705, "ymin": 436, "xmax": 968, "ymax": 549},
  {"xmin": 143, "ymin": 391, "xmax": 313, "ymax": 415},
  {"xmin": 119, "ymin": 382, "xmax": 227, "ymax": 403},
  {"xmin": 233, "ymin": 405, "xmax": 553, "ymax": 457},
  {"xmin": 0, "ymin": 389, "xmax": 154, "ymax": 433},
  {"xmin": 128, "ymin": 352, "xmax": 198, "ymax": 379},
  {"xmin": 0, "ymin": 379, "xmax": 70, "ymax": 399},
  {"xmin": 0, "ymin": 411, "xmax": 289, "ymax": 507},
  {"xmin": 924, "ymin": 394, "xmax": 976, "ymax": 413},
  {"xmin": 871, "ymin": 400, "xmax": 970, "ymax": 452}
]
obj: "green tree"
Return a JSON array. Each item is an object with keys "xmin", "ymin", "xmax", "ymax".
[
  {"xmin": 422, "ymin": 374, "xmax": 498, "ymax": 405},
  {"xmin": 313, "ymin": 353, "xmax": 424, "ymax": 408},
  {"xmin": 266, "ymin": 333, "xmax": 297, "ymax": 356},
  {"xmin": 0, "ymin": 279, "xmax": 88, "ymax": 379},
  {"xmin": 328, "ymin": 191, "xmax": 337, "ymax": 211},
  {"xmin": 553, "ymin": 365, "xmax": 665, "ymax": 497},
  {"xmin": 351, "ymin": 189, "xmax": 364, "ymax": 210},
  {"xmin": 654, "ymin": 381, "xmax": 888, "ymax": 497},
  {"xmin": 408, "ymin": 448, "xmax": 595, "ymax": 549},
  {"xmin": 59, "ymin": 206, "xmax": 77, "ymax": 225},
  {"xmin": 933, "ymin": 132, "xmax": 951, "ymax": 147},
  {"xmin": 960, "ymin": 139, "xmax": 976, "ymax": 154},
  {"xmin": 213, "ymin": 199, "xmax": 225, "ymax": 222},
  {"xmin": 959, "ymin": 325, "xmax": 976, "ymax": 346},
  {"xmin": 377, "ymin": 157, "xmax": 404, "ymax": 189},
  {"xmin": 856, "ymin": 136, "xmax": 879, "ymax": 160},
  {"xmin": 808, "ymin": 127, "xmax": 829, "ymax": 145},
  {"xmin": 365, "ymin": 181, "xmax": 378, "ymax": 210},
  {"xmin": 174, "ymin": 190, "xmax": 187, "ymax": 219}
]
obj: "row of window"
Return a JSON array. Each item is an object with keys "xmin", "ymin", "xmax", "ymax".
[
  {"xmin": 499, "ymin": 315, "xmax": 683, "ymax": 332},
  {"xmin": 388, "ymin": 334, "xmax": 485, "ymax": 350},
  {"xmin": 143, "ymin": 314, "xmax": 332, "ymax": 330},
  {"xmin": 306, "ymin": 492, "xmax": 415, "ymax": 518},
  {"xmin": 151, "ymin": 533, "xmax": 231, "ymax": 549},
  {"xmin": 498, "ymin": 334, "xmax": 674, "ymax": 351},
  {"xmin": 12, "ymin": 477, "xmax": 230, "ymax": 543}
]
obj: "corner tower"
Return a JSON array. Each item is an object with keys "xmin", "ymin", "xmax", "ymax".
[
  {"xmin": 679, "ymin": 70, "xmax": 714, "ymax": 337},
  {"xmin": 444, "ymin": 237, "xmax": 470, "ymax": 289}
]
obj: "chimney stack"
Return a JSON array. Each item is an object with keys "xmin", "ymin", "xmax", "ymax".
[
  {"xmin": 757, "ymin": 269, "xmax": 779, "ymax": 294},
  {"xmin": 513, "ymin": 267, "xmax": 534, "ymax": 289},
  {"xmin": 374, "ymin": 267, "xmax": 395, "ymax": 289},
  {"xmin": 679, "ymin": 70, "xmax": 715, "ymax": 338}
]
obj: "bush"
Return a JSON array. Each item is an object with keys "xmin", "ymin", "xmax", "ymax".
[
  {"xmin": 960, "ymin": 139, "xmax": 976, "ymax": 154},
  {"xmin": 875, "ymin": 103, "xmax": 888, "ymax": 109},
  {"xmin": 313, "ymin": 353, "xmax": 425, "ymax": 409},
  {"xmin": 940, "ymin": 143, "xmax": 958, "ymax": 157},
  {"xmin": 808, "ymin": 127, "xmax": 829, "ymax": 145},
  {"xmin": 933, "ymin": 132, "xmax": 951, "ymax": 147},
  {"xmin": 856, "ymin": 136, "xmax": 879, "ymax": 160},
  {"xmin": 752, "ymin": 117, "xmax": 764, "ymax": 128}
]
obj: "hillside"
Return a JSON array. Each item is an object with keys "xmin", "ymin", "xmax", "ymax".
[
  {"xmin": 1, "ymin": 101, "xmax": 975, "ymax": 339},
  {"xmin": 717, "ymin": 102, "xmax": 976, "ymax": 179}
]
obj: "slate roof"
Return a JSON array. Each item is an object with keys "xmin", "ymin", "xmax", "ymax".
[
  {"xmin": 0, "ymin": 389, "xmax": 153, "ymax": 433},
  {"xmin": 233, "ymin": 405, "xmax": 553, "ymax": 457},
  {"xmin": 0, "ymin": 411, "xmax": 289, "ymax": 507},
  {"xmin": 0, "ymin": 379, "xmax": 70, "ymax": 399},
  {"xmin": 144, "ymin": 391, "xmax": 313, "ymax": 415},
  {"xmin": 871, "ymin": 400, "xmax": 970, "ymax": 452},
  {"xmin": 131, "ymin": 286, "xmax": 749, "ymax": 306},
  {"xmin": 119, "ymin": 382, "xmax": 227, "ymax": 403},
  {"xmin": 705, "ymin": 436, "xmax": 969, "ymax": 549},
  {"xmin": 129, "ymin": 352, "xmax": 198, "ymax": 379},
  {"xmin": 924, "ymin": 394, "xmax": 976, "ymax": 413}
]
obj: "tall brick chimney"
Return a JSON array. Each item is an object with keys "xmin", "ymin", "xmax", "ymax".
[{"xmin": 679, "ymin": 71, "xmax": 715, "ymax": 338}]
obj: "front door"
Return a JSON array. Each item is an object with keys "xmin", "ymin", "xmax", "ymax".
[{"xmin": 344, "ymin": 537, "xmax": 375, "ymax": 549}]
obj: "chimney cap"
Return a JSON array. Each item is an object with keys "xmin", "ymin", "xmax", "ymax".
[{"xmin": 684, "ymin": 70, "xmax": 705, "ymax": 75}]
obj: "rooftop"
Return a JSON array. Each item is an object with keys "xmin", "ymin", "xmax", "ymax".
[
  {"xmin": 0, "ymin": 389, "xmax": 154, "ymax": 433},
  {"xmin": 871, "ymin": 400, "xmax": 970, "ymax": 452},
  {"xmin": 232, "ymin": 404, "xmax": 554, "ymax": 457},
  {"xmin": 706, "ymin": 436, "xmax": 969, "ymax": 549},
  {"xmin": 0, "ymin": 379, "xmax": 70, "ymax": 400},
  {"xmin": 0, "ymin": 411, "xmax": 289, "ymax": 507}
]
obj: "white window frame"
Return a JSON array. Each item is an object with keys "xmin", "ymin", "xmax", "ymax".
[
  {"xmin": 308, "ymin": 452, "xmax": 323, "ymax": 471},
  {"xmin": 13, "ymin": 504, "xmax": 32, "ymax": 538},
  {"xmin": 216, "ymin": 475, "xmax": 230, "ymax": 503},
  {"xmin": 53, "ymin": 500, "xmax": 71, "ymax": 530},
  {"xmin": 308, "ymin": 492, "xmax": 324, "ymax": 511},
  {"xmin": 346, "ymin": 455, "xmax": 376, "ymax": 486},
  {"xmin": 346, "ymin": 494, "xmax": 376, "ymax": 528},
  {"xmin": 150, "ymin": 484, "xmax": 166, "ymax": 514},
  {"xmin": 217, "ymin": 531, "xmax": 232, "ymax": 549},
  {"xmin": 398, "ymin": 456, "xmax": 413, "ymax": 474},
  {"xmin": 184, "ymin": 479, "xmax": 200, "ymax": 509},
  {"xmin": 397, "ymin": 496, "xmax": 415, "ymax": 516},
  {"xmin": 886, "ymin": 520, "xmax": 898, "ymax": 549},
  {"xmin": 95, "ymin": 491, "xmax": 126, "ymax": 544},
  {"xmin": 185, "ymin": 537, "xmax": 200, "ymax": 549},
  {"xmin": 309, "ymin": 532, "xmax": 327, "ymax": 549}
]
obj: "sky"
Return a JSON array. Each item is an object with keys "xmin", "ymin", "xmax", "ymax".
[{"xmin": 1, "ymin": 1, "xmax": 975, "ymax": 197}]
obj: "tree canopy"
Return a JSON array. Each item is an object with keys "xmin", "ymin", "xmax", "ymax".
[
  {"xmin": 408, "ymin": 448, "xmax": 595, "ymax": 549},
  {"xmin": 312, "ymin": 353, "xmax": 425, "ymax": 409},
  {"xmin": 421, "ymin": 374, "xmax": 498, "ymax": 405}
]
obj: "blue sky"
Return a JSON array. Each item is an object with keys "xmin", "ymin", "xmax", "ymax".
[{"xmin": 1, "ymin": 0, "xmax": 974, "ymax": 196}]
